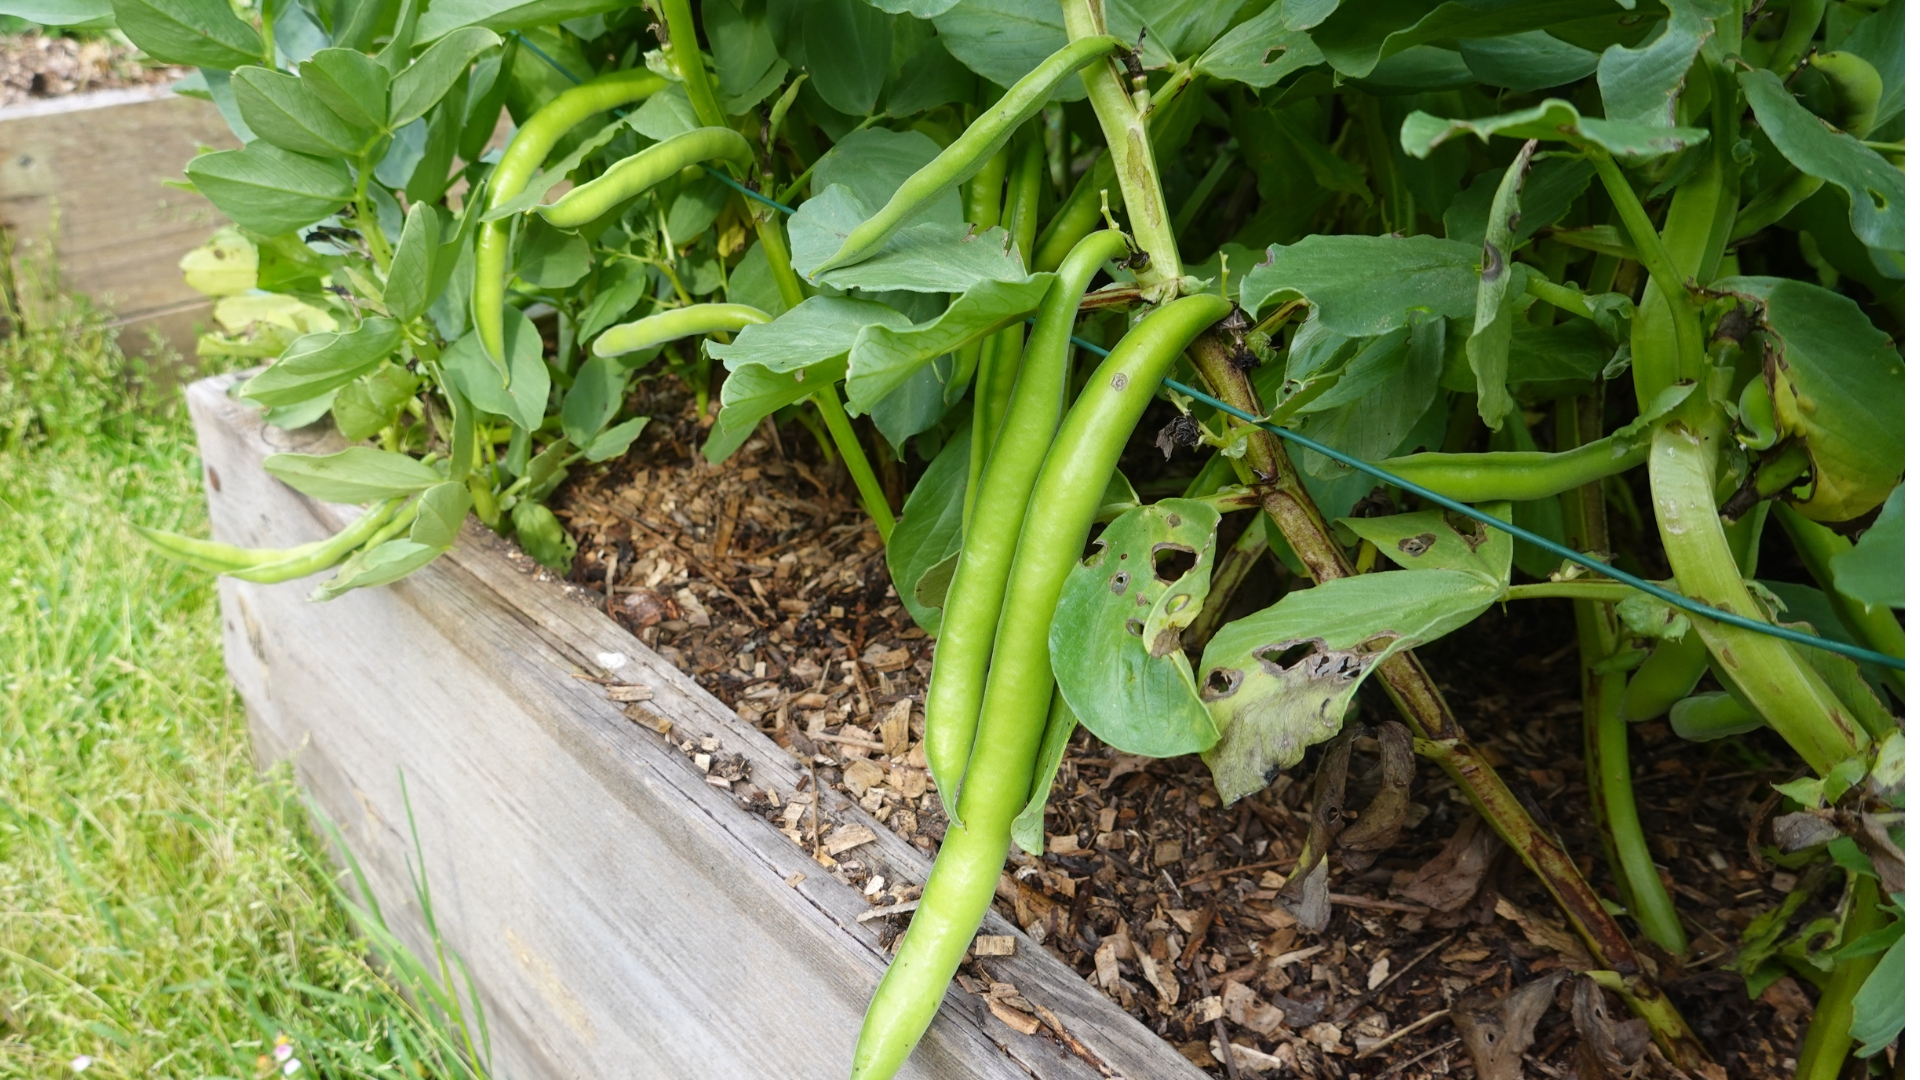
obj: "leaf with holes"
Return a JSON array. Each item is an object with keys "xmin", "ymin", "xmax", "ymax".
[
  {"xmin": 1199, "ymin": 570, "xmax": 1499, "ymax": 804},
  {"xmin": 1741, "ymin": 69, "xmax": 1904, "ymax": 258},
  {"xmin": 1049, "ymin": 499, "xmax": 1220, "ymax": 759},
  {"xmin": 1338, "ymin": 505, "xmax": 1513, "ymax": 585}
]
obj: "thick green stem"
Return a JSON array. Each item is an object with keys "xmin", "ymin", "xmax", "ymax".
[
  {"xmin": 813, "ymin": 386, "xmax": 894, "ymax": 542},
  {"xmin": 1504, "ymin": 581, "xmax": 1641, "ymax": 603},
  {"xmin": 1794, "ymin": 876, "xmax": 1888, "ymax": 1080},
  {"xmin": 1059, "ymin": 0, "xmax": 1180, "ymax": 293}
]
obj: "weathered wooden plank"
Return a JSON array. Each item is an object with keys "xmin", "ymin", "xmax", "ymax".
[
  {"xmin": 1, "ymin": 85, "xmax": 233, "ymax": 356},
  {"xmin": 187, "ymin": 373, "xmax": 1205, "ymax": 1080}
]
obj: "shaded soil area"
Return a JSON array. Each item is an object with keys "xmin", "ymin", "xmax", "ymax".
[
  {"xmin": 0, "ymin": 32, "xmax": 185, "ymax": 108},
  {"xmin": 554, "ymin": 379, "xmax": 1822, "ymax": 1079}
]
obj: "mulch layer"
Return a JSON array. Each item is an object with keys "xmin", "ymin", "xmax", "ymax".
[
  {"xmin": 552, "ymin": 377, "xmax": 1823, "ymax": 1079},
  {"xmin": 0, "ymin": 31, "xmax": 185, "ymax": 109}
]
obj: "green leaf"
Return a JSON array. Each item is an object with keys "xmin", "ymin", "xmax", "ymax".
[
  {"xmin": 1464, "ymin": 142, "xmax": 1535, "ymax": 429},
  {"xmin": 263, "ymin": 446, "xmax": 444, "ymax": 503},
  {"xmin": 1239, "ymin": 234, "xmax": 1479, "ymax": 335},
  {"xmin": 0, "ymin": 0, "xmax": 113, "ymax": 27},
  {"xmin": 1011, "ymin": 692, "xmax": 1078, "ymax": 855},
  {"xmin": 1050, "ymin": 499, "xmax": 1220, "ymax": 759},
  {"xmin": 1831, "ymin": 485, "xmax": 1903, "ymax": 608},
  {"xmin": 885, "ymin": 431, "xmax": 970, "ymax": 633},
  {"xmin": 1741, "ymin": 69, "xmax": 1904, "ymax": 256},
  {"xmin": 931, "ymin": 0, "xmax": 1086, "ymax": 102},
  {"xmin": 481, "ymin": 113, "xmax": 641, "ymax": 221},
  {"xmin": 383, "ymin": 202, "xmax": 441, "ymax": 323},
  {"xmin": 390, "ymin": 28, "xmax": 500, "ymax": 129},
  {"xmin": 791, "ymin": 184, "xmax": 1010, "ymax": 289},
  {"xmin": 1720, "ymin": 277, "xmax": 1904, "ymax": 522},
  {"xmin": 706, "ymin": 0, "xmax": 786, "ymax": 107},
  {"xmin": 710, "ymin": 295, "xmax": 907, "ymax": 373},
  {"xmin": 1400, "ymin": 98, "xmax": 1708, "ymax": 163},
  {"xmin": 310, "ymin": 540, "xmax": 443, "ymax": 600},
  {"xmin": 861, "ymin": 0, "xmax": 960, "ymax": 15},
  {"xmin": 1618, "ymin": 586, "xmax": 1690, "ymax": 642},
  {"xmin": 185, "ymin": 142, "xmax": 354, "ymax": 236},
  {"xmin": 582, "ymin": 416, "xmax": 649, "ymax": 462},
  {"xmin": 414, "ymin": 0, "xmax": 623, "ymax": 43},
  {"xmin": 178, "ymin": 226, "xmax": 258, "ymax": 296},
  {"xmin": 512, "ymin": 500, "xmax": 576, "ymax": 572},
  {"xmin": 331, "ymin": 362, "xmax": 422, "ymax": 441},
  {"xmin": 1835, "ymin": 0, "xmax": 1903, "ymax": 136},
  {"xmin": 1116, "ymin": 0, "xmax": 1237, "ymax": 59},
  {"xmin": 1443, "ymin": 155, "xmax": 1594, "ymax": 248},
  {"xmin": 298, "ymin": 48, "xmax": 390, "ymax": 132},
  {"xmin": 514, "ymin": 216, "xmax": 592, "ymax": 289},
  {"xmin": 408, "ymin": 481, "xmax": 472, "ymax": 549},
  {"xmin": 241, "ymin": 317, "xmax": 404, "ymax": 407},
  {"xmin": 108, "ymin": 0, "xmax": 262, "ymax": 69},
  {"xmin": 1307, "ymin": 0, "xmax": 1623, "ymax": 79},
  {"xmin": 1848, "ymin": 933, "xmax": 1904, "ymax": 1056},
  {"xmin": 1458, "ymin": 31, "xmax": 1597, "ymax": 93},
  {"xmin": 810, "ymin": 128, "xmax": 962, "ymax": 229},
  {"xmin": 845, "ymin": 277, "xmax": 1053, "ymax": 411},
  {"xmin": 561, "ymin": 353, "xmax": 626, "ymax": 447},
  {"xmin": 1440, "ymin": 319, "xmax": 1614, "ymax": 396},
  {"xmin": 440, "ymin": 309, "xmax": 551, "ymax": 430},
  {"xmin": 707, "ymin": 356, "xmax": 849, "ymax": 463},
  {"xmin": 1199, "ymin": 569, "xmax": 1499, "ymax": 804},
  {"xmin": 1339, "ymin": 505, "xmax": 1513, "ymax": 585},
  {"xmin": 1595, "ymin": 0, "xmax": 1726, "ymax": 127},
  {"xmin": 1293, "ymin": 315, "xmax": 1443, "ymax": 479},
  {"xmin": 804, "ymin": 0, "xmax": 891, "ymax": 116},
  {"xmin": 1194, "ymin": 1, "xmax": 1325, "ymax": 88},
  {"xmin": 233, "ymin": 66, "xmax": 372, "ymax": 157}
]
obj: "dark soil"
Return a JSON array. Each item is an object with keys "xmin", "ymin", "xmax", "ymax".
[{"xmin": 554, "ymin": 377, "xmax": 1822, "ymax": 1079}]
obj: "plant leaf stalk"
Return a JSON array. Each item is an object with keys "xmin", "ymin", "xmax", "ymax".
[{"xmin": 1793, "ymin": 876, "xmax": 1888, "ymax": 1080}]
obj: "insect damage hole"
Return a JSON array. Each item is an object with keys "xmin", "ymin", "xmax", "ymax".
[
  {"xmin": 1257, "ymin": 641, "xmax": 1318, "ymax": 671},
  {"xmin": 1151, "ymin": 543, "xmax": 1197, "ymax": 583},
  {"xmin": 1202, "ymin": 667, "xmax": 1242, "ymax": 698},
  {"xmin": 1125, "ymin": 618, "xmax": 1145, "ymax": 636}
]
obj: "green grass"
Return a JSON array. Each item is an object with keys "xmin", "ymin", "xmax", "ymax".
[{"xmin": 0, "ymin": 279, "xmax": 487, "ymax": 1079}]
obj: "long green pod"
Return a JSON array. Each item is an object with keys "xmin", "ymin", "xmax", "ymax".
[
  {"xmin": 967, "ymin": 135, "xmax": 1047, "ymax": 514},
  {"xmin": 851, "ymin": 293, "xmax": 1228, "ymax": 1080},
  {"xmin": 1033, "ymin": 152, "xmax": 1114, "ymax": 272},
  {"xmin": 473, "ymin": 69, "xmax": 667, "ymax": 368},
  {"xmin": 229, "ymin": 498, "xmax": 407, "ymax": 583},
  {"xmin": 925, "ymin": 229, "xmax": 1131, "ymax": 813},
  {"xmin": 539, "ymin": 127, "xmax": 754, "ymax": 230},
  {"xmin": 592, "ymin": 302, "xmax": 769, "ymax": 359},
  {"xmin": 812, "ymin": 35, "xmax": 1123, "ymax": 277},
  {"xmin": 140, "ymin": 498, "xmax": 404, "ymax": 582},
  {"xmin": 1375, "ymin": 438, "xmax": 1649, "ymax": 503},
  {"xmin": 1623, "ymin": 633, "xmax": 1710, "ymax": 721}
]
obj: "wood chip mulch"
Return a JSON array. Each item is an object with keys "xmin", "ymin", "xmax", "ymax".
[
  {"xmin": 0, "ymin": 31, "xmax": 185, "ymax": 108},
  {"xmin": 552, "ymin": 378, "xmax": 1826, "ymax": 1080}
]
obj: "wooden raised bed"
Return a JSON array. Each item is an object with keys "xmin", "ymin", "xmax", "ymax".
[{"xmin": 187, "ymin": 370, "xmax": 1208, "ymax": 1080}]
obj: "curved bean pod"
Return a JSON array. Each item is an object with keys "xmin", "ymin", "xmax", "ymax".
[
  {"xmin": 1376, "ymin": 437, "xmax": 1649, "ymax": 503},
  {"xmin": 925, "ymin": 229, "xmax": 1130, "ymax": 813},
  {"xmin": 592, "ymin": 302, "xmax": 770, "ymax": 359},
  {"xmin": 473, "ymin": 69, "xmax": 667, "ymax": 369},
  {"xmin": 851, "ymin": 293, "xmax": 1230, "ymax": 1080},
  {"xmin": 812, "ymin": 35, "xmax": 1124, "ymax": 277},
  {"xmin": 539, "ymin": 127, "xmax": 755, "ymax": 230},
  {"xmin": 1809, "ymin": 51, "xmax": 1884, "ymax": 137},
  {"xmin": 137, "ymin": 498, "xmax": 402, "ymax": 582}
]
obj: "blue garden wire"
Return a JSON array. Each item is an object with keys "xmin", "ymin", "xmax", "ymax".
[
  {"xmin": 506, "ymin": 32, "xmax": 1901, "ymax": 672},
  {"xmin": 508, "ymin": 32, "xmax": 795, "ymax": 214}
]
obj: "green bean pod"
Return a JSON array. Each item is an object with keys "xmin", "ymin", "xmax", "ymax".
[
  {"xmin": 1375, "ymin": 438, "xmax": 1649, "ymax": 503},
  {"xmin": 813, "ymin": 35, "xmax": 1123, "ymax": 277},
  {"xmin": 851, "ymin": 293, "xmax": 1228, "ymax": 1080},
  {"xmin": 136, "ymin": 498, "xmax": 403, "ymax": 583},
  {"xmin": 1809, "ymin": 51, "xmax": 1883, "ymax": 137},
  {"xmin": 473, "ymin": 69, "xmax": 667, "ymax": 370},
  {"xmin": 1033, "ymin": 152, "xmax": 1114, "ymax": 272},
  {"xmin": 592, "ymin": 302, "xmax": 770, "ymax": 359},
  {"xmin": 539, "ymin": 127, "xmax": 755, "ymax": 230},
  {"xmin": 1668, "ymin": 691, "xmax": 1764, "ymax": 740},
  {"xmin": 925, "ymin": 229, "xmax": 1130, "ymax": 813}
]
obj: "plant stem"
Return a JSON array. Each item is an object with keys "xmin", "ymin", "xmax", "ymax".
[
  {"xmin": 1059, "ymin": 0, "xmax": 1181, "ymax": 294},
  {"xmin": 1183, "ymin": 331, "xmax": 1707, "ymax": 1067},
  {"xmin": 1523, "ymin": 274, "xmax": 1595, "ymax": 318},
  {"xmin": 812, "ymin": 385, "xmax": 895, "ymax": 542},
  {"xmin": 1502, "ymin": 581, "xmax": 1640, "ymax": 603},
  {"xmin": 1793, "ymin": 875, "xmax": 1888, "ymax": 1080},
  {"xmin": 1589, "ymin": 151, "xmax": 1704, "ymax": 391}
]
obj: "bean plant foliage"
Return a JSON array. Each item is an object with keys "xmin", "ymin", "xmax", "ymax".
[{"xmin": 84, "ymin": 0, "xmax": 1906, "ymax": 1071}]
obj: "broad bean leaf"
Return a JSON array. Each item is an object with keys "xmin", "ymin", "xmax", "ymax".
[
  {"xmin": 1721, "ymin": 276, "xmax": 1904, "ymax": 522},
  {"xmin": 415, "ymin": 0, "xmax": 624, "ymax": 42},
  {"xmin": 391, "ymin": 28, "xmax": 501, "ymax": 129},
  {"xmin": 1458, "ymin": 31, "xmax": 1597, "ymax": 92},
  {"xmin": 299, "ymin": 49, "xmax": 390, "ymax": 132},
  {"xmin": 710, "ymin": 295, "xmax": 908, "ymax": 373},
  {"xmin": 931, "ymin": 0, "xmax": 1085, "ymax": 102},
  {"xmin": 631, "ymin": 84, "xmax": 700, "ymax": 140},
  {"xmin": 1836, "ymin": 0, "xmax": 1903, "ymax": 136},
  {"xmin": 1199, "ymin": 569, "xmax": 1500, "ymax": 804},
  {"xmin": 810, "ymin": 128, "xmax": 961, "ymax": 228},
  {"xmin": 706, "ymin": 0, "xmax": 786, "ymax": 103},
  {"xmin": 1596, "ymin": 0, "xmax": 1726, "ymax": 126},
  {"xmin": 860, "ymin": 0, "xmax": 961, "ymax": 16},
  {"xmin": 310, "ymin": 540, "xmax": 443, "ymax": 599},
  {"xmin": 1741, "ymin": 70, "xmax": 1904, "ymax": 257},
  {"xmin": 186, "ymin": 142, "xmax": 354, "ymax": 236},
  {"xmin": 1240, "ymin": 234, "xmax": 1479, "ymax": 334},
  {"xmin": 1443, "ymin": 156, "xmax": 1594, "ymax": 247},
  {"xmin": 241, "ymin": 317, "xmax": 403, "ymax": 406},
  {"xmin": 1010, "ymin": 692, "xmax": 1078, "ymax": 855},
  {"xmin": 1294, "ymin": 315, "xmax": 1443, "ymax": 479},
  {"xmin": 1440, "ymin": 319, "xmax": 1613, "ymax": 397},
  {"xmin": 1051, "ymin": 500, "xmax": 1220, "ymax": 759},
  {"xmin": 1465, "ymin": 143, "xmax": 1534, "ymax": 429},
  {"xmin": 1338, "ymin": 506, "xmax": 1513, "ymax": 584},
  {"xmin": 1401, "ymin": 99, "xmax": 1708, "ymax": 162},
  {"xmin": 179, "ymin": 227, "xmax": 258, "ymax": 296},
  {"xmin": 1831, "ymin": 485, "xmax": 1903, "ymax": 608},
  {"xmin": 1849, "ymin": 922, "xmax": 1905, "ymax": 1056},
  {"xmin": 580, "ymin": 261, "xmax": 655, "ymax": 340},
  {"xmin": 804, "ymin": 0, "xmax": 891, "ymax": 116},
  {"xmin": 332, "ymin": 362, "xmax": 422, "ymax": 441},
  {"xmin": 886, "ymin": 431, "xmax": 969, "ymax": 632},
  {"xmin": 441, "ymin": 308, "xmax": 551, "ymax": 430},
  {"xmin": 511, "ymin": 499, "xmax": 576, "ymax": 572},
  {"xmin": 1306, "ymin": 0, "xmax": 1623, "ymax": 79},
  {"xmin": 383, "ymin": 202, "xmax": 441, "ymax": 323},
  {"xmin": 1194, "ymin": 1, "xmax": 1325, "ymax": 88},
  {"xmin": 582, "ymin": 416, "xmax": 649, "ymax": 462},
  {"xmin": 514, "ymin": 217, "xmax": 592, "ymax": 288},
  {"xmin": 109, "ymin": 0, "xmax": 262, "ymax": 69},
  {"xmin": 707, "ymin": 355, "xmax": 851, "ymax": 463},
  {"xmin": 1, "ymin": 0, "xmax": 113, "ymax": 26},
  {"xmin": 233, "ymin": 67, "xmax": 373, "ymax": 158},
  {"xmin": 561, "ymin": 353, "xmax": 626, "ymax": 446},
  {"xmin": 409, "ymin": 481, "xmax": 474, "ymax": 549},
  {"xmin": 263, "ymin": 446, "xmax": 445, "ymax": 503}
]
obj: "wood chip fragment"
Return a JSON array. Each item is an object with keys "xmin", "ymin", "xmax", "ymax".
[
  {"xmin": 878, "ymin": 698, "xmax": 911, "ymax": 756},
  {"xmin": 973, "ymin": 934, "xmax": 1016, "ymax": 957},
  {"xmin": 856, "ymin": 899, "xmax": 920, "ymax": 923},
  {"xmin": 987, "ymin": 998, "xmax": 1041, "ymax": 1035},
  {"xmin": 821, "ymin": 823, "xmax": 877, "ymax": 855},
  {"xmin": 605, "ymin": 684, "xmax": 654, "ymax": 702},
  {"xmin": 784, "ymin": 872, "xmax": 806, "ymax": 888}
]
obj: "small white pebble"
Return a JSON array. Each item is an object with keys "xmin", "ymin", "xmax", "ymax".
[{"xmin": 596, "ymin": 651, "xmax": 630, "ymax": 670}]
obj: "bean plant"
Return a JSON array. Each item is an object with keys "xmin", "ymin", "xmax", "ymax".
[{"xmin": 90, "ymin": 0, "xmax": 1904, "ymax": 1073}]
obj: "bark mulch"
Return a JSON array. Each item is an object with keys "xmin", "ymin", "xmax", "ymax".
[
  {"xmin": 553, "ymin": 378, "xmax": 1820, "ymax": 1079},
  {"xmin": 0, "ymin": 31, "xmax": 185, "ymax": 108}
]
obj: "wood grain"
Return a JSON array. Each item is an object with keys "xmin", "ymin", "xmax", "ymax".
[{"xmin": 187, "ymin": 373, "xmax": 1205, "ymax": 1080}]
